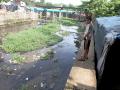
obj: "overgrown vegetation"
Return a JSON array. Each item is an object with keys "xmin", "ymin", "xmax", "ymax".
[
  {"xmin": 78, "ymin": 0, "xmax": 120, "ymax": 17},
  {"xmin": 0, "ymin": 0, "xmax": 9, "ymax": 2},
  {"xmin": 41, "ymin": 50, "xmax": 54, "ymax": 60},
  {"xmin": 1, "ymin": 23, "xmax": 62, "ymax": 53},
  {"xmin": 11, "ymin": 53, "xmax": 25, "ymax": 63},
  {"xmin": 60, "ymin": 17, "xmax": 78, "ymax": 26}
]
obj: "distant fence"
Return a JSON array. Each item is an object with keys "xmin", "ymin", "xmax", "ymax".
[{"xmin": 0, "ymin": 10, "xmax": 38, "ymax": 26}]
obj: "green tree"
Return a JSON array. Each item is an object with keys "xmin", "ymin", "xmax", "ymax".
[
  {"xmin": 0, "ymin": 0, "xmax": 9, "ymax": 2},
  {"xmin": 78, "ymin": 0, "xmax": 120, "ymax": 17}
]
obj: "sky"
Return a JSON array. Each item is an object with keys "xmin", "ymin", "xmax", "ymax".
[{"xmin": 45, "ymin": 0, "xmax": 82, "ymax": 6}]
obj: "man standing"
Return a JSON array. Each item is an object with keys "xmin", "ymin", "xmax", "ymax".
[{"xmin": 79, "ymin": 12, "xmax": 93, "ymax": 61}]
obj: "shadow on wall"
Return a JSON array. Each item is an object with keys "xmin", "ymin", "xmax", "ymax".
[{"xmin": 98, "ymin": 39, "xmax": 120, "ymax": 90}]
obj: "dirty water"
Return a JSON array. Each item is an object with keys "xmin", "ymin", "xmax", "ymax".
[{"xmin": 0, "ymin": 25, "xmax": 79, "ymax": 90}]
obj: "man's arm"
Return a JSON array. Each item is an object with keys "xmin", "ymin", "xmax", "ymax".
[{"xmin": 84, "ymin": 23, "xmax": 91, "ymax": 39}]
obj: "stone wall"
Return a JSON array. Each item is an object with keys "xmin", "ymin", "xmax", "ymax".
[{"xmin": 0, "ymin": 10, "xmax": 38, "ymax": 26}]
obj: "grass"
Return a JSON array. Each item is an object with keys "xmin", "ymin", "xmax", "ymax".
[
  {"xmin": 11, "ymin": 53, "xmax": 25, "ymax": 63},
  {"xmin": 1, "ymin": 23, "xmax": 62, "ymax": 53},
  {"xmin": 60, "ymin": 17, "xmax": 78, "ymax": 26},
  {"xmin": 41, "ymin": 50, "xmax": 54, "ymax": 60}
]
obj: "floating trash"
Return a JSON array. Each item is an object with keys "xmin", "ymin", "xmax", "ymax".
[
  {"xmin": 34, "ymin": 85, "xmax": 37, "ymax": 88},
  {"xmin": 25, "ymin": 77, "xmax": 29, "ymax": 81},
  {"xmin": 13, "ymin": 68, "xmax": 17, "ymax": 71},
  {"xmin": 9, "ymin": 59, "xmax": 12, "ymax": 63},
  {"xmin": 40, "ymin": 82, "xmax": 44, "ymax": 88},
  {"xmin": 37, "ymin": 56, "xmax": 40, "ymax": 58},
  {"xmin": 73, "ymin": 57, "xmax": 76, "ymax": 60}
]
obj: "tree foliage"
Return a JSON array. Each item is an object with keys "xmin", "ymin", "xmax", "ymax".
[
  {"xmin": 78, "ymin": 0, "xmax": 120, "ymax": 17},
  {"xmin": 0, "ymin": 0, "xmax": 9, "ymax": 2}
]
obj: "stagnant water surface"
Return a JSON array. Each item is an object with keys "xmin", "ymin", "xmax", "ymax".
[{"xmin": 0, "ymin": 26, "xmax": 79, "ymax": 90}]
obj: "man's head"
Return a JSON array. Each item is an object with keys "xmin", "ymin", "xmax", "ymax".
[{"xmin": 86, "ymin": 13, "xmax": 92, "ymax": 24}]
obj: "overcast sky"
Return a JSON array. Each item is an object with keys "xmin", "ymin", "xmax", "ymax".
[{"xmin": 45, "ymin": 0, "xmax": 83, "ymax": 6}]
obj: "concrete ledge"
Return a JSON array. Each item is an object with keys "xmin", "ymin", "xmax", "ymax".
[{"xmin": 65, "ymin": 36, "xmax": 96, "ymax": 90}]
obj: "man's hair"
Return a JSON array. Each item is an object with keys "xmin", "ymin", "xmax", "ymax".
[{"xmin": 86, "ymin": 13, "xmax": 92, "ymax": 21}]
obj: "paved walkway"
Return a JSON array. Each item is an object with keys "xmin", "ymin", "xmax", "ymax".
[{"xmin": 65, "ymin": 36, "xmax": 96, "ymax": 90}]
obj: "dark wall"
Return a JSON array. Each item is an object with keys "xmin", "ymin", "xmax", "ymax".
[{"xmin": 98, "ymin": 39, "xmax": 120, "ymax": 90}]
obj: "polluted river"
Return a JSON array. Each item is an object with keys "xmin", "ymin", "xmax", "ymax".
[{"xmin": 0, "ymin": 22, "xmax": 79, "ymax": 90}]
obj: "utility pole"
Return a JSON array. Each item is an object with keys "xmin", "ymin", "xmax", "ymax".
[{"xmin": 59, "ymin": 0, "xmax": 63, "ymax": 19}]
